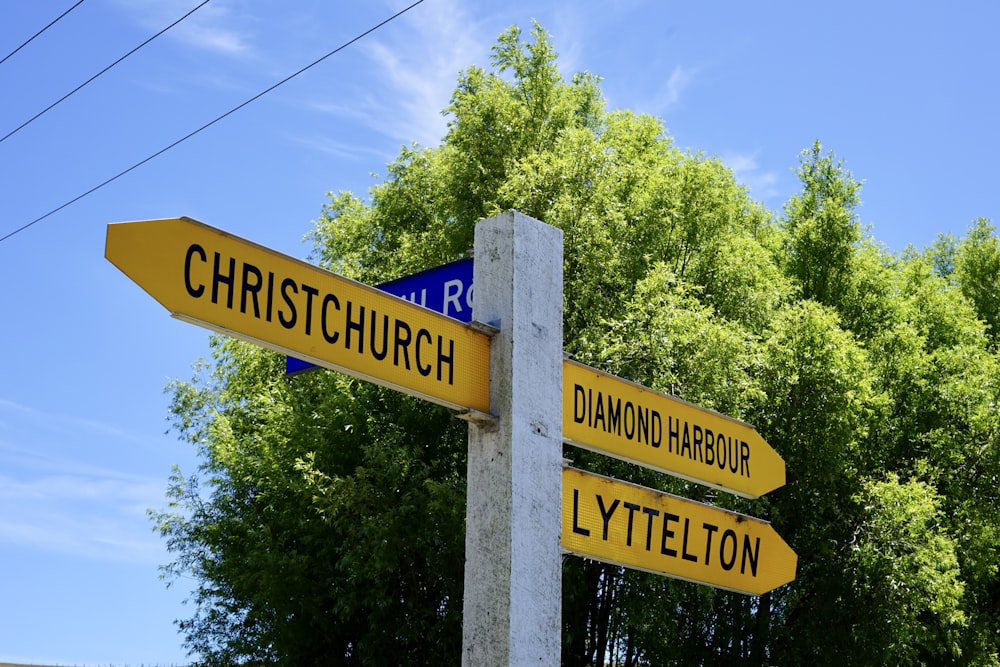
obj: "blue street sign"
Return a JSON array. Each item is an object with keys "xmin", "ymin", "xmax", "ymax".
[
  {"xmin": 379, "ymin": 256, "xmax": 474, "ymax": 321},
  {"xmin": 285, "ymin": 257, "xmax": 474, "ymax": 375}
]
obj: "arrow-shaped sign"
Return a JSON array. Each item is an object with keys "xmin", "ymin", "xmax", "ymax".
[
  {"xmin": 563, "ymin": 360, "xmax": 784, "ymax": 498},
  {"xmin": 562, "ymin": 466, "xmax": 796, "ymax": 595},
  {"xmin": 105, "ymin": 217, "xmax": 491, "ymax": 414}
]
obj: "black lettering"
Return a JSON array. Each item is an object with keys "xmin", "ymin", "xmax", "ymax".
[
  {"xmin": 415, "ymin": 328, "xmax": 432, "ymax": 376},
  {"xmin": 593, "ymin": 392, "xmax": 606, "ymax": 432},
  {"xmin": 607, "ymin": 395, "xmax": 621, "ymax": 436},
  {"xmin": 572, "ymin": 489, "xmax": 590, "ymax": 536},
  {"xmin": 240, "ymin": 262, "xmax": 263, "ymax": 317},
  {"xmin": 588, "ymin": 388, "xmax": 593, "ymax": 428},
  {"xmin": 574, "ymin": 385, "xmax": 586, "ymax": 424},
  {"xmin": 301, "ymin": 284, "xmax": 319, "ymax": 335},
  {"xmin": 741, "ymin": 440, "xmax": 751, "ymax": 478},
  {"xmin": 623, "ymin": 501, "xmax": 640, "ymax": 547},
  {"xmin": 394, "ymin": 320, "xmax": 412, "ymax": 369},
  {"xmin": 705, "ymin": 429, "xmax": 716, "ymax": 466},
  {"xmin": 369, "ymin": 311, "xmax": 389, "ymax": 360},
  {"xmin": 212, "ymin": 252, "xmax": 236, "ymax": 308},
  {"xmin": 278, "ymin": 278, "xmax": 297, "ymax": 329},
  {"xmin": 668, "ymin": 416, "xmax": 679, "ymax": 453},
  {"xmin": 720, "ymin": 529, "xmax": 738, "ymax": 571},
  {"xmin": 693, "ymin": 425, "xmax": 704, "ymax": 462},
  {"xmin": 321, "ymin": 293, "xmax": 340, "ymax": 344},
  {"xmin": 703, "ymin": 522, "xmax": 719, "ymax": 565},
  {"xmin": 265, "ymin": 271, "xmax": 275, "ymax": 322},
  {"xmin": 437, "ymin": 336, "xmax": 454, "ymax": 384},
  {"xmin": 624, "ymin": 401, "xmax": 636, "ymax": 440},
  {"xmin": 345, "ymin": 302, "xmax": 364, "ymax": 351},
  {"xmin": 597, "ymin": 495, "xmax": 619, "ymax": 541},
  {"xmin": 741, "ymin": 534, "xmax": 760, "ymax": 576},
  {"xmin": 651, "ymin": 411, "xmax": 662, "ymax": 448},
  {"xmin": 661, "ymin": 512, "xmax": 680, "ymax": 557},
  {"xmin": 681, "ymin": 518, "xmax": 698, "ymax": 562},
  {"xmin": 642, "ymin": 506, "xmax": 659, "ymax": 551},
  {"xmin": 680, "ymin": 422, "xmax": 692, "ymax": 458},
  {"xmin": 184, "ymin": 244, "xmax": 206, "ymax": 298}
]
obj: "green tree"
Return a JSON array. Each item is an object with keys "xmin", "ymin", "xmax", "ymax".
[
  {"xmin": 782, "ymin": 141, "xmax": 862, "ymax": 309},
  {"xmin": 153, "ymin": 340, "xmax": 468, "ymax": 665},
  {"xmin": 850, "ymin": 475, "xmax": 966, "ymax": 664},
  {"xmin": 955, "ymin": 217, "xmax": 1000, "ymax": 345},
  {"xmin": 748, "ymin": 301, "xmax": 874, "ymax": 665},
  {"xmin": 156, "ymin": 23, "xmax": 1000, "ymax": 665}
]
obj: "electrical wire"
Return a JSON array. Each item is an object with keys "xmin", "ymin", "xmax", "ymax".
[
  {"xmin": 0, "ymin": 0, "xmax": 86, "ymax": 66},
  {"xmin": 0, "ymin": 0, "xmax": 427, "ymax": 246},
  {"xmin": 0, "ymin": 0, "xmax": 213, "ymax": 146}
]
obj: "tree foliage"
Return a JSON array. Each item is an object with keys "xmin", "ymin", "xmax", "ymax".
[{"xmin": 155, "ymin": 23, "xmax": 1000, "ymax": 666}]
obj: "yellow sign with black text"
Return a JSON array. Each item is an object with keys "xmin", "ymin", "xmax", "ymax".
[
  {"xmin": 105, "ymin": 217, "xmax": 491, "ymax": 413},
  {"xmin": 562, "ymin": 467, "xmax": 796, "ymax": 595},
  {"xmin": 563, "ymin": 360, "xmax": 784, "ymax": 498}
]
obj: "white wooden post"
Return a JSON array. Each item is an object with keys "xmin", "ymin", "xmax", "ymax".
[{"xmin": 462, "ymin": 211, "xmax": 563, "ymax": 665}]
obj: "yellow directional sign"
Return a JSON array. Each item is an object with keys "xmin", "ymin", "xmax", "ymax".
[
  {"xmin": 106, "ymin": 217, "xmax": 491, "ymax": 413},
  {"xmin": 563, "ymin": 360, "xmax": 784, "ymax": 498},
  {"xmin": 562, "ymin": 467, "xmax": 796, "ymax": 595}
]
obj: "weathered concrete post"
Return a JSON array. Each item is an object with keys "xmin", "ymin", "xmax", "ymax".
[{"xmin": 462, "ymin": 211, "xmax": 563, "ymax": 665}]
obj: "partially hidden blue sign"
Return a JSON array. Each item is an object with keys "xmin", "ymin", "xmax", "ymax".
[
  {"xmin": 379, "ymin": 256, "xmax": 474, "ymax": 321},
  {"xmin": 286, "ymin": 257, "xmax": 474, "ymax": 375}
]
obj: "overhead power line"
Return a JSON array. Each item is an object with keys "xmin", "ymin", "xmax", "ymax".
[
  {"xmin": 0, "ymin": 0, "xmax": 213, "ymax": 146},
  {"xmin": 0, "ymin": 0, "xmax": 427, "ymax": 246},
  {"xmin": 0, "ymin": 0, "xmax": 86, "ymax": 66}
]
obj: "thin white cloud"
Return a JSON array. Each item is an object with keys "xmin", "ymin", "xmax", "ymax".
[
  {"xmin": 290, "ymin": 0, "xmax": 497, "ymax": 148},
  {"xmin": 286, "ymin": 133, "xmax": 394, "ymax": 163},
  {"xmin": 0, "ymin": 399, "xmax": 175, "ymax": 564},
  {"xmin": 359, "ymin": 0, "xmax": 492, "ymax": 147},
  {"xmin": 723, "ymin": 151, "xmax": 780, "ymax": 201},
  {"xmin": 173, "ymin": 18, "xmax": 250, "ymax": 56},
  {"xmin": 0, "ymin": 398, "xmax": 154, "ymax": 447},
  {"xmin": 0, "ymin": 470, "xmax": 168, "ymax": 564},
  {"xmin": 306, "ymin": 97, "xmax": 385, "ymax": 131},
  {"xmin": 113, "ymin": 0, "xmax": 253, "ymax": 57},
  {"xmin": 656, "ymin": 64, "xmax": 696, "ymax": 111},
  {"xmin": 538, "ymin": 8, "xmax": 585, "ymax": 78},
  {"xmin": 296, "ymin": 2, "xmax": 606, "ymax": 152}
]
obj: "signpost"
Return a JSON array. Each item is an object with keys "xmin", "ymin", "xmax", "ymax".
[
  {"xmin": 106, "ymin": 211, "xmax": 796, "ymax": 664},
  {"xmin": 462, "ymin": 212, "xmax": 563, "ymax": 665},
  {"xmin": 563, "ymin": 360, "xmax": 785, "ymax": 499},
  {"xmin": 105, "ymin": 217, "xmax": 491, "ymax": 414},
  {"xmin": 562, "ymin": 466, "xmax": 797, "ymax": 595}
]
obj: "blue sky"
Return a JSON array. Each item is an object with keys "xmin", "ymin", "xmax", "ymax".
[{"xmin": 1, "ymin": 1, "xmax": 997, "ymax": 664}]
